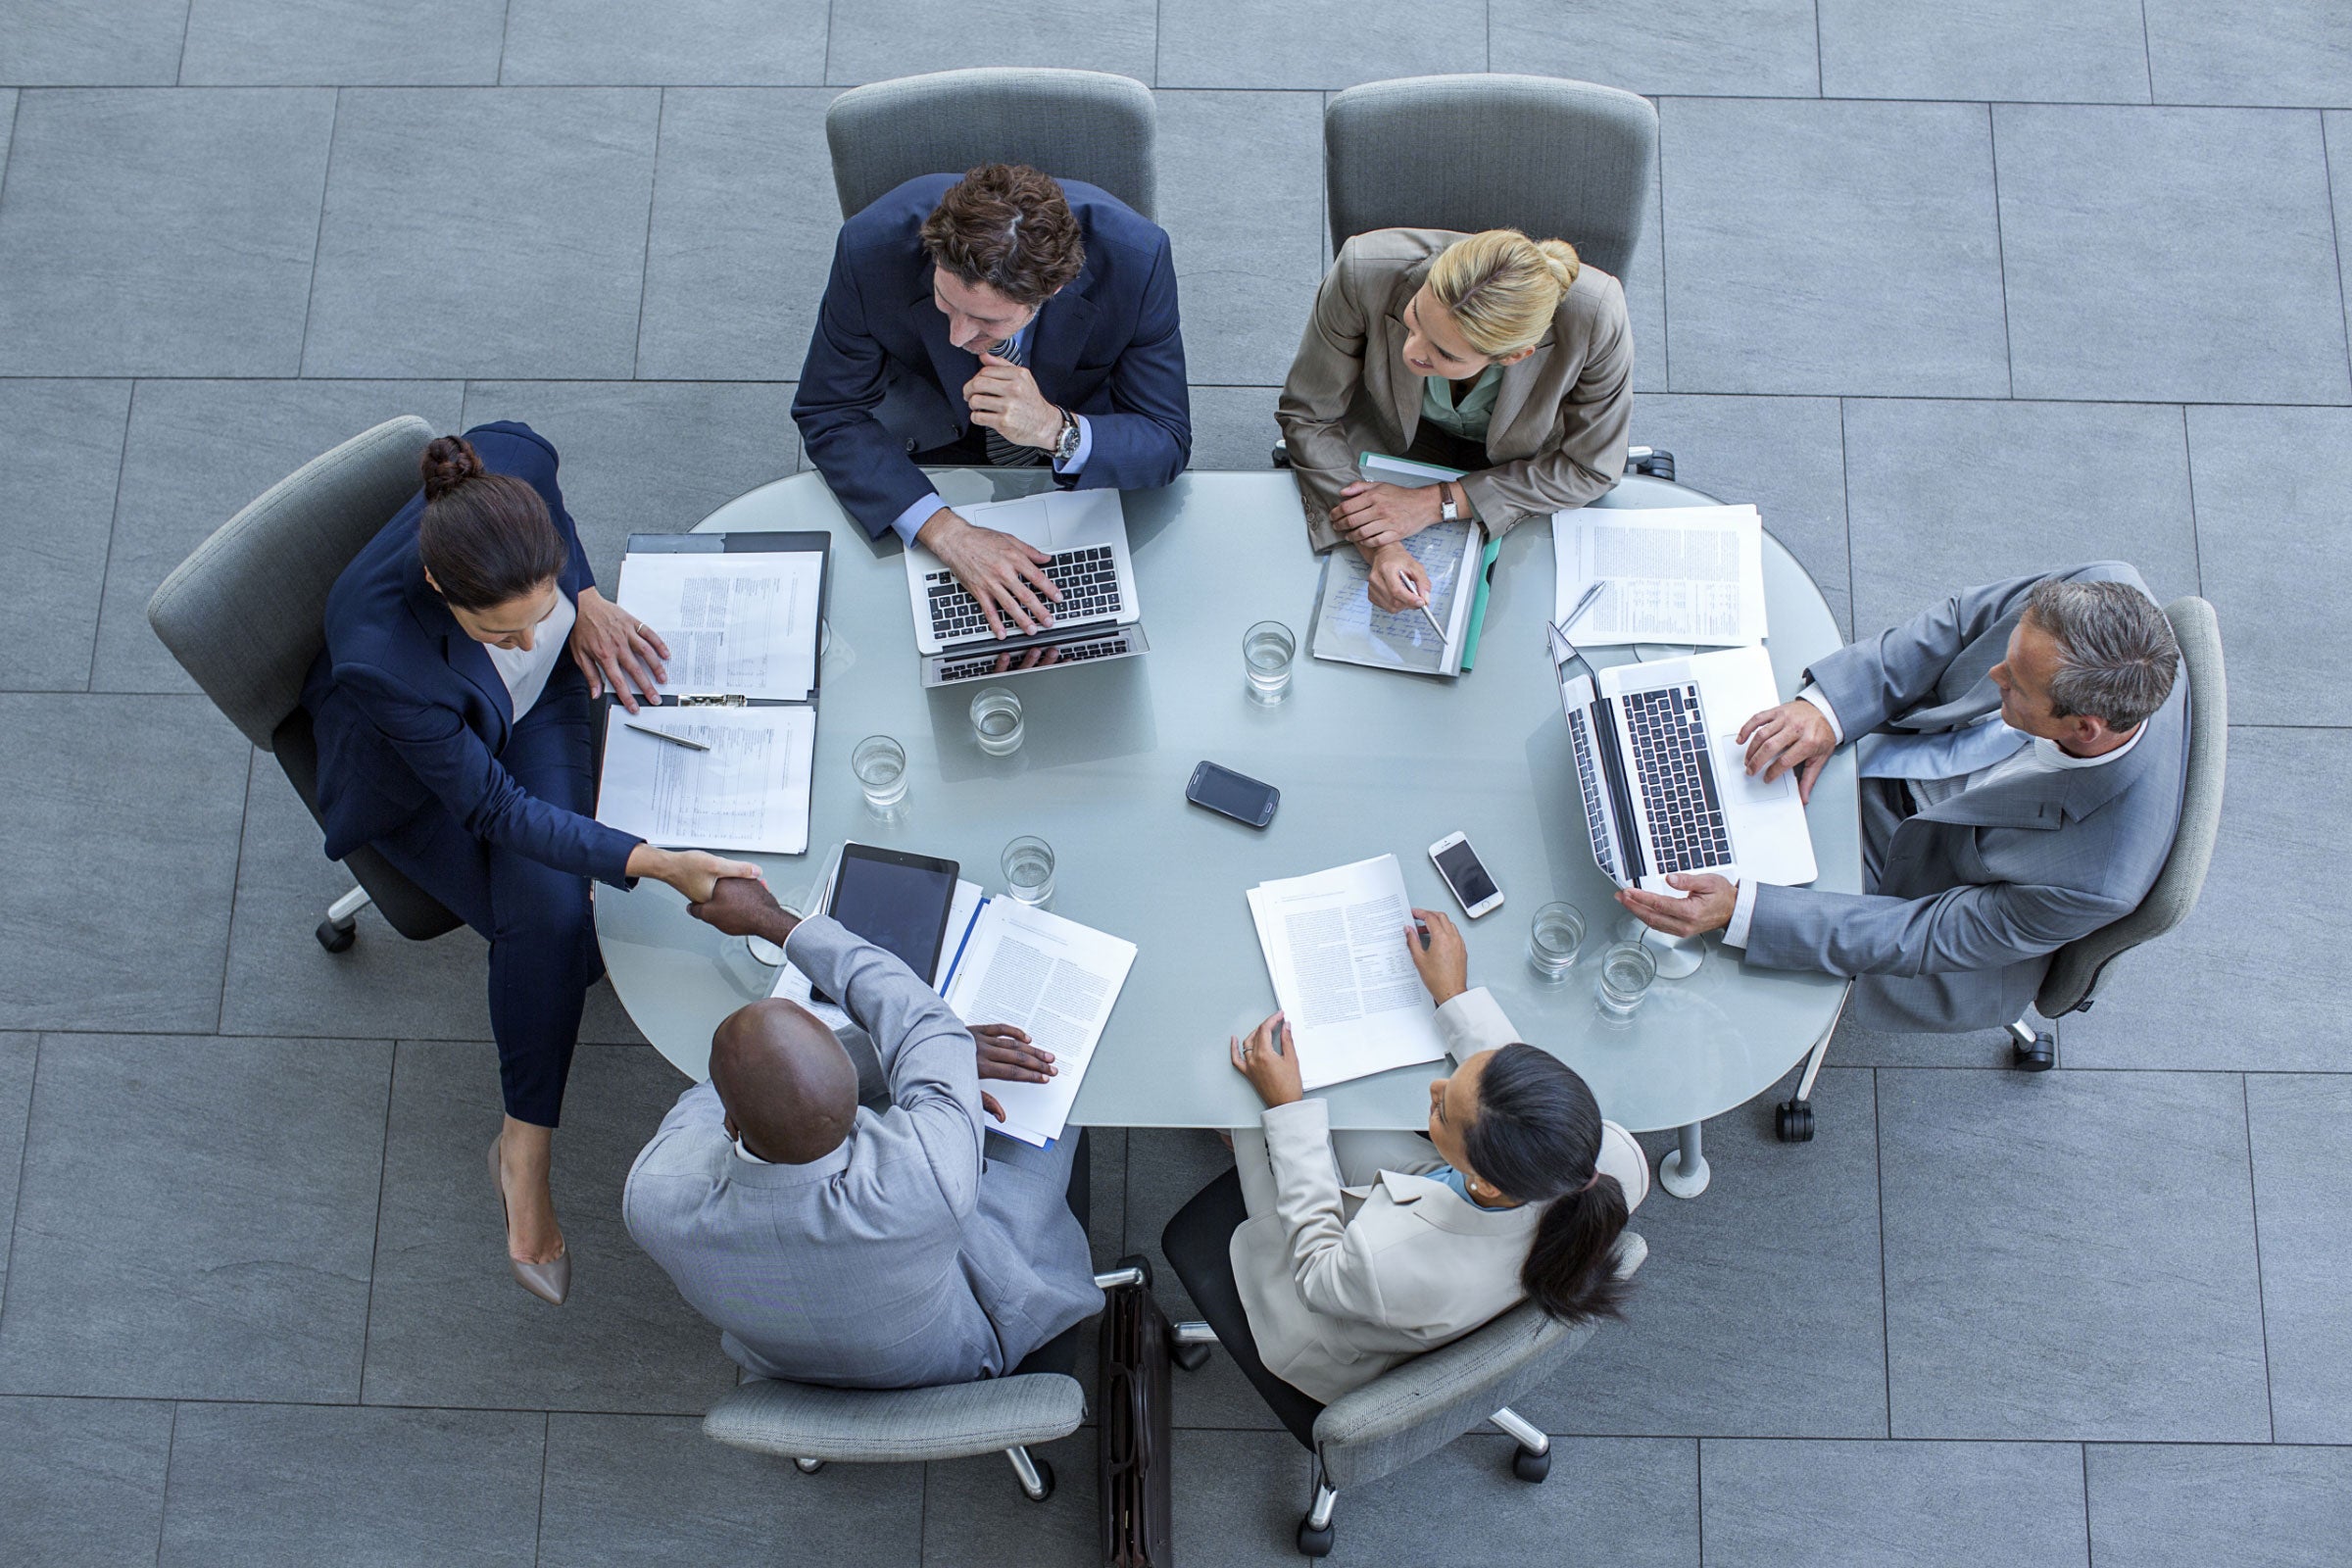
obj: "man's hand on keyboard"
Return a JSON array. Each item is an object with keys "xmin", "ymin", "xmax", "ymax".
[
  {"xmin": 1617, "ymin": 873, "xmax": 1736, "ymax": 938},
  {"xmin": 916, "ymin": 509, "xmax": 1063, "ymax": 638},
  {"xmin": 1738, "ymin": 699, "xmax": 1837, "ymax": 803}
]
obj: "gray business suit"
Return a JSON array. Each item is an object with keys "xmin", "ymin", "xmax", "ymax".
[
  {"xmin": 1743, "ymin": 563, "xmax": 2187, "ymax": 1033},
  {"xmin": 622, "ymin": 915, "xmax": 1102, "ymax": 1389}
]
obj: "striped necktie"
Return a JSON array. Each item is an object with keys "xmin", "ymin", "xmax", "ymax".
[{"xmin": 983, "ymin": 333, "xmax": 1046, "ymax": 467}]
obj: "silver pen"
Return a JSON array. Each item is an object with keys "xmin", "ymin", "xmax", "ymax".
[
  {"xmin": 1417, "ymin": 601, "xmax": 1446, "ymax": 640},
  {"xmin": 1555, "ymin": 578, "xmax": 1607, "ymax": 638},
  {"xmin": 625, "ymin": 720, "xmax": 710, "ymax": 753}
]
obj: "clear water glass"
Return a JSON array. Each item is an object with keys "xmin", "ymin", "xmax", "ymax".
[
  {"xmin": 1527, "ymin": 902, "xmax": 1587, "ymax": 983},
  {"xmin": 1595, "ymin": 940, "xmax": 1658, "ymax": 1020},
  {"xmin": 1244, "ymin": 620, "xmax": 1296, "ymax": 704},
  {"xmin": 969, "ymin": 686, "xmax": 1024, "ymax": 756},
  {"xmin": 851, "ymin": 735, "xmax": 907, "ymax": 810},
  {"xmin": 1004, "ymin": 835, "xmax": 1055, "ymax": 906}
]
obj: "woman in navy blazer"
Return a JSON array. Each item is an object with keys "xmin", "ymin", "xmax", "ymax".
[{"xmin": 304, "ymin": 421, "xmax": 757, "ymax": 1305}]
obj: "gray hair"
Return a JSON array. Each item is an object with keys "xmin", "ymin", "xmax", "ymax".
[{"xmin": 2022, "ymin": 576, "xmax": 2180, "ymax": 732}]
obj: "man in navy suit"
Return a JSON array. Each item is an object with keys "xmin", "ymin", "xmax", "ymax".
[{"xmin": 793, "ymin": 163, "xmax": 1192, "ymax": 639}]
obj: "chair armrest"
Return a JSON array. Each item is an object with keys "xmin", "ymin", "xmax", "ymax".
[{"xmin": 704, "ymin": 1372, "xmax": 1086, "ymax": 1464}]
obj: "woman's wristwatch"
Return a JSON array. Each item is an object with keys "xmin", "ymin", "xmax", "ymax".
[{"xmin": 1437, "ymin": 481, "xmax": 1461, "ymax": 523}]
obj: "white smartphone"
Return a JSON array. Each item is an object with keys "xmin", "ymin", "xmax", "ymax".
[{"xmin": 1429, "ymin": 832, "xmax": 1504, "ymax": 919}]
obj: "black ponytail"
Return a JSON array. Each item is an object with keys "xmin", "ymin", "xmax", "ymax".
[
  {"xmin": 416, "ymin": 434, "xmax": 565, "ymax": 612},
  {"xmin": 1460, "ymin": 1043, "xmax": 1633, "ymax": 1325}
]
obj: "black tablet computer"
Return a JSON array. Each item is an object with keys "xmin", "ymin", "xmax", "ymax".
[{"xmin": 815, "ymin": 843, "xmax": 960, "ymax": 1000}]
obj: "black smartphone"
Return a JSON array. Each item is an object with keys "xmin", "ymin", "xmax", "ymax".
[{"xmin": 1186, "ymin": 760, "xmax": 1279, "ymax": 828}]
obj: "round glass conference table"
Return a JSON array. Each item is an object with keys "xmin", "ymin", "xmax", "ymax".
[{"xmin": 594, "ymin": 466, "xmax": 1861, "ymax": 1199}]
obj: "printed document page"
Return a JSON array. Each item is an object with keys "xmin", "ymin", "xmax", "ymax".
[
  {"xmin": 1309, "ymin": 519, "xmax": 1481, "ymax": 676},
  {"xmin": 596, "ymin": 705, "xmax": 814, "ymax": 855},
  {"xmin": 943, "ymin": 901, "xmax": 1138, "ymax": 1149},
  {"xmin": 616, "ymin": 551, "xmax": 822, "ymax": 702},
  {"xmin": 1246, "ymin": 854, "xmax": 1445, "ymax": 1092},
  {"xmin": 1551, "ymin": 504, "xmax": 1767, "ymax": 647}
]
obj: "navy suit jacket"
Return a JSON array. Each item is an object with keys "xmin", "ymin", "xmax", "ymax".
[
  {"xmin": 300, "ymin": 421, "xmax": 640, "ymax": 887},
  {"xmin": 792, "ymin": 174, "xmax": 1193, "ymax": 539}
]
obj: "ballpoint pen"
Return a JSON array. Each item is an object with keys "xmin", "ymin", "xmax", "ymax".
[
  {"xmin": 1417, "ymin": 600, "xmax": 1446, "ymax": 640},
  {"xmin": 1554, "ymin": 578, "xmax": 1606, "ymax": 638},
  {"xmin": 625, "ymin": 720, "xmax": 710, "ymax": 753}
]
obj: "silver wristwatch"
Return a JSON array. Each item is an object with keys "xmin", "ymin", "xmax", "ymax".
[
  {"xmin": 1438, "ymin": 482, "xmax": 1460, "ymax": 523},
  {"xmin": 1053, "ymin": 408, "xmax": 1081, "ymax": 465}
]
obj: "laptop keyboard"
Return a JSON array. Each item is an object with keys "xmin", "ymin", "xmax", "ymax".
[
  {"xmin": 1624, "ymin": 683, "xmax": 1734, "ymax": 873},
  {"xmin": 925, "ymin": 545, "xmax": 1123, "ymax": 644},
  {"xmin": 1565, "ymin": 708, "xmax": 1622, "ymax": 882},
  {"xmin": 936, "ymin": 631, "xmax": 1137, "ymax": 684}
]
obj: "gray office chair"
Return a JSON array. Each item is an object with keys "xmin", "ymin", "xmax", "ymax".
[
  {"xmin": 1169, "ymin": 1242, "xmax": 1646, "ymax": 1557},
  {"xmin": 146, "ymin": 416, "xmax": 464, "ymax": 953},
  {"xmin": 824, "ymin": 68, "xmax": 1156, "ymax": 220},
  {"xmin": 1775, "ymin": 596, "xmax": 2228, "ymax": 1139},
  {"xmin": 702, "ymin": 1263, "xmax": 1144, "ymax": 1502},
  {"xmin": 1323, "ymin": 74, "xmax": 1656, "ymax": 280}
]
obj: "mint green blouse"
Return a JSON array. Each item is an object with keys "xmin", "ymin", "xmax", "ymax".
[{"xmin": 1419, "ymin": 365, "xmax": 1502, "ymax": 442}]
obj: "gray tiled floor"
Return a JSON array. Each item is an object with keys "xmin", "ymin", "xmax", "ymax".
[{"xmin": 2, "ymin": 6, "xmax": 2345, "ymax": 1563}]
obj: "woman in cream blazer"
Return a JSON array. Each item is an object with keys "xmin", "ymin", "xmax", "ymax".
[
  {"xmin": 1276, "ymin": 226, "xmax": 1635, "ymax": 614},
  {"xmin": 1220, "ymin": 908, "xmax": 1648, "ymax": 1405}
]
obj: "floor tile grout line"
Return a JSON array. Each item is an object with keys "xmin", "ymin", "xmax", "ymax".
[
  {"xmin": 2138, "ymin": 0, "xmax": 2156, "ymax": 106},
  {"xmin": 1151, "ymin": 0, "xmax": 1161, "ymax": 87},
  {"xmin": 173, "ymin": 0, "xmax": 194, "ymax": 87},
  {"xmin": 1986, "ymin": 102, "xmax": 2016, "ymax": 400},
  {"xmin": 2080, "ymin": 1441, "xmax": 2094, "ymax": 1566},
  {"xmin": 1838, "ymin": 398, "xmax": 1854, "ymax": 634},
  {"xmin": 152, "ymin": 1399, "xmax": 179, "ymax": 1568},
  {"xmin": 1812, "ymin": 0, "xmax": 1825, "ymax": 97},
  {"xmin": 0, "ymin": 1035, "xmax": 40, "ymax": 1338},
  {"xmin": 1693, "ymin": 1435, "xmax": 1708, "ymax": 1567},
  {"xmin": 1653, "ymin": 101, "xmax": 1672, "ymax": 391},
  {"xmin": 79, "ymin": 381, "xmax": 139, "ymax": 692},
  {"xmin": 2320, "ymin": 115, "xmax": 2352, "ymax": 395},
  {"xmin": 496, "ymin": 0, "xmax": 516, "ymax": 87},
  {"xmin": 629, "ymin": 88, "xmax": 667, "ymax": 380},
  {"xmin": 821, "ymin": 0, "xmax": 836, "ymax": 90},
  {"xmin": 292, "ymin": 87, "xmax": 344, "ymax": 379},
  {"xmin": 2180, "ymin": 404, "xmax": 2203, "ymax": 597},
  {"xmin": 210, "ymin": 747, "xmax": 258, "ymax": 1035},
  {"xmin": 354, "ymin": 1040, "xmax": 400, "ymax": 1407},
  {"xmin": 532, "ymin": 1410, "xmax": 551, "ymax": 1567},
  {"xmin": 2240, "ymin": 1074, "xmax": 2278, "ymax": 1444},
  {"xmin": 1874, "ymin": 1067, "xmax": 1893, "ymax": 1439},
  {"xmin": 0, "ymin": 82, "xmax": 22, "ymax": 217}
]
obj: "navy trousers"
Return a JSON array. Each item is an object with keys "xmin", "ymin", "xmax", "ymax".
[{"xmin": 373, "ymin": 662, "xmax": 606, "ymax": 1128}]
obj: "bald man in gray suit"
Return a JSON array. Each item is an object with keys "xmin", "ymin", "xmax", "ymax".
[{"xmin": 623, "ymin": 881, "xmax": 1100, "ymax": 1389}]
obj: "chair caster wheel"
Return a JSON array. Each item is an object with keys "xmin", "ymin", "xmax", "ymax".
[
  {"xmin": 1775, "ymin": 1099, "xmax": 1814, "ymax": 1143},
  {"xmin": 2012, "ymin": 1033, "xmax": 2057, "ymax": 1072},
  {"xmin": 316, "ymin": 919, "xmax": 356, "ymax": 954},
  {"xmin": 1297, "ymin": 1519, "xmax": 1335, "ymax": 1556},
  {"xmin": 1512, "ymin": 1445, "xmax": 1551, "ymax": 1483},
  {"xmin": 1173, "ymin": 1341, "xmax": 1212, "ymax": 1373},
  {"xmin": 1021, "ymin": 1457, "xmax": 1054, "ymax": 1502}
]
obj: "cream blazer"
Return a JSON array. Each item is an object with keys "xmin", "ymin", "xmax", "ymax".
[
  {"xmin": 1229, "ymin": 988, "xmax": 1649, "ymax": 1405},
  {"xmin": 1276, "ymin": 227, "xmax": 1636, "ymax": 551}
]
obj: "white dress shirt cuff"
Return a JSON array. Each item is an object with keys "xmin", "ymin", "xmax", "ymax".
[
  {"xmin": 1723, "ymin": 877, "xmax": 1760, "ymax": 950},
  {"xmin": 889, "ymin": 492, "xmax": 949, "ymax": 547},
  {"xmin": 1051, "ymin": 414, "xmax": 1094, "ymax": 475},
  {"xmin": 1798, "ymin": 682, "xmax": 1846, "ymax": 745}
]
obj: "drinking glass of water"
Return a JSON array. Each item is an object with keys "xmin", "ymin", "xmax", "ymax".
[
  {"xmin": 851, "ymin": 735, "xmax": 907, "ymax": 811},
  {"xmin": 969, "ymin": 686, "xmax": 1024, "ymax": 756},
  {"xmin": 1244, "ymin": 620, "xmax": 1296, "ymax": 704},
  {"xmin": 1527, "ymin": 903, "xmax": 1587, "ymax": 983},
  {"xmin": 1595, "ymin": 940, "xmax": 1658, "ymax": 1021},
  {"xmin": 1003, "ymin": 836, "xmax": 1055, "ymax": 906}
]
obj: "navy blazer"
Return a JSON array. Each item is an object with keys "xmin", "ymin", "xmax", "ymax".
[
  {"xmin": 792, "ymin": 174, "xmax": 1193, "ymax": 539},
  {"xmin": 301, "ymin": 421, "xmax": 640, "ymax": 887}
]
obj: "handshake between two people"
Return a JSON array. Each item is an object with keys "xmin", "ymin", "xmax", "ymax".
[{"xmin": 679, "ymin": 872, "xmax": 1059, "ymax": 1125}]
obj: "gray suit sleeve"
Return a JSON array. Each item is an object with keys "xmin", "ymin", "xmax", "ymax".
[
  {"xmin": 783, "ymin": 915, "xmax": 985, "ymax": 1216},
  {"xmin": 1742, "ymin": 877, "xmax": 2134, "ymax": 979}
]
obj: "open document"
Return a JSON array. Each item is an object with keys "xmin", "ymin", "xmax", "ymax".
[
  {"xmin": 1309, "ymin": 519, "xmax": 1483, "ymax": 676},
  {"xmin": 596, "ymin": 705, "xmax": 815, "ymax": 855},
  {"xmin": 1246, "ymin": 854, "xmax": 1446, "ymax": 1092},
  {"xmin": 615, "ymin": 550, "xmax": 822, "ymax": 701},
  {"xmin": 942, "ymin": 900, "xmax": 1137, "ymax": 1149},
  {"xmin": 1552, "ymin": 503, "xmax": 1767, "ymax": 647}
]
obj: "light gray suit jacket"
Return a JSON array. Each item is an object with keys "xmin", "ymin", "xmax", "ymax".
[
  {"xmin": 1744, "ymin": 562, "xmax": 2188, "ymax": 1032},
  {"xmin": 622, "ymin": 916, "xmax": 1102, "ymax": 1389},
  {"xmin": 1275, "ymin": 227, "xmax": 1634, "ymax": 551}
]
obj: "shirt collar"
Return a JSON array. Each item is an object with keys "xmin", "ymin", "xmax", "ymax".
[{"xmin": 2033, "ymin": 720, "xmax": 2144, "ymax": 771}]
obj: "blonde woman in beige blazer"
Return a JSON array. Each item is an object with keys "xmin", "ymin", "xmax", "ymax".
[
  {"xmin": 1220, "ymin": 908, "xmax": 1648, "ymax": 1405},
  {"xmin": 1277, "ymin": 226, "xmax": 1635, "ymax": 614}
]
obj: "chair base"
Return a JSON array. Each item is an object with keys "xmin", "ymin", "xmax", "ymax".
[
  {"xmin": 1775, "ymin": 1098, "xmax": 1815, "ymax": 1143},
  {"xmin": 1008, "ymin": 1447, "xmax": 1053, "ymax": 1502},
  {"xmin": 2006, "ymin": 1018, "xmax": 2057, "ymax": 1072}
]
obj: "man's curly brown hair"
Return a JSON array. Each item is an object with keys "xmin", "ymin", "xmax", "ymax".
[{"xmin": 919, "ymin": 164, "xmax": 1087, "ymax": 309}]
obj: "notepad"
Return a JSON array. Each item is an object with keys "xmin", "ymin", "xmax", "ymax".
[{"xmin": 1246, "ymin": 854, "xmax": 1446, "ymax": 1092}]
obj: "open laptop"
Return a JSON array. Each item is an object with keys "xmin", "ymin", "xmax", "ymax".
[
  {"xmin": 1551, "ymin": 626, "xmax": 1818, "ymax": 895},
  {"xmin": 905, "ymin": 489, "xmax": 1147, "ymax": 684}
]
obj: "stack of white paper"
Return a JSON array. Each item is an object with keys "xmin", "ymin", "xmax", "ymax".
[
  {"xmin": 942, "ymin": 901, "xmax": 1137, "ymax": 1149},
  {"xmin": 596, "ymin": 705, "xmax": 815, "ymax": 855},
  {"xmin": 1551, "ymin": 504, "xmax": 1767, "ymax": 647},
  {"xmin": 615, "ymin": 551, "xmax": 822, "ymax": 701},
  {"xmin": 1246, "ymin": 854, "xmax": 1446, "ymax": 1092}
]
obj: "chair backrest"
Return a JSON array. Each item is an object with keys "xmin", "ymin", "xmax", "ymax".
[
  {"xmin": 703, "ymin": 1370, "xmax": 1085, "ymax": 1464},
  {"xmin": 2036, "ymin": 596, "xmax": 2228, "ymax": 1016},
  {"xmin": 1324, "ymin": 74, "xmax": 1656, "ymax": 283},
  {"xmin": 824, "ymin": 68, "xmax": 1157, "ymax": 221},
  {"xmin": 146, "ymin": 416, "xmax": 433, "ymax": 753}
]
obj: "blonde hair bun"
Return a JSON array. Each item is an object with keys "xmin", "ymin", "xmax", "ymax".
[{"xmin": 1428, "ymin": 229, "xmax": 1582, "ymax": 358}]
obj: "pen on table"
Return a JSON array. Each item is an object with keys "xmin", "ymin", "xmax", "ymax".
[
  {"xmin": 625, "ymin": 720, "xmax": 710, "ymax": 753},
  {"xmin": 1555, "ymin": 578, "xmax": 1606, "ymax": 637}
]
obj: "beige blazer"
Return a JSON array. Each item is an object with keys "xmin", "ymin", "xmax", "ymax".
[
  {"xmin": 1229, "ymin": 988, "xmax": 1649, "ymax": 1404},
  {"xmin": 1276, "ymin": 227, "xmax": 1636, "ymax": 552}
]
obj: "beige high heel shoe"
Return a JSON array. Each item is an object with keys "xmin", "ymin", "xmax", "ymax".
[{"xmin": 488, "ymin": 1138, "xmax": 571, "ymax": 1305}]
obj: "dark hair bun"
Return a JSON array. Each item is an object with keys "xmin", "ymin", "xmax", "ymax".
[{"xmin": 419, "ymin": 434, "xmax": 482, "ymax": 501}]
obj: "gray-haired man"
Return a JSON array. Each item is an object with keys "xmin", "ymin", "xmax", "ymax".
[{"xmin": 1619, "ymin": 562, "xmax": 2186, "ymax": 1033}]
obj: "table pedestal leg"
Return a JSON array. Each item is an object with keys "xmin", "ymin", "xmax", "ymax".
[{"xmin": 1659, "ymin": 1120, "xmax": 1711, "ymax": 1199}]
